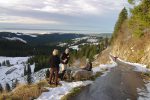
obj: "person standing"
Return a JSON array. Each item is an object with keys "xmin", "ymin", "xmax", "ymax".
[
  {"xmin": 60, "ymin": 48, "xmax": 70, "ymax": 80},
  {"xmin": 49, "ymin": 49, "xmax": 60, "ymax": 86}
]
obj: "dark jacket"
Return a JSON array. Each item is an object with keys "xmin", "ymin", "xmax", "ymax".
[
  {"xmin": 60, "ymin": 52, "xmax": 70, "ymax": 64},
  {"xmin": 49, "ymin": 55, "xmax": 60, "ymax": 68},
  {"xmin": 84, "ymin": 62, "xmax": 92, "ymax": 71}
]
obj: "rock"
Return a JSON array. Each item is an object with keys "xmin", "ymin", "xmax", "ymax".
[{"xmin": 73, "ymin": 70, "xmax": 93, "ymax": 81}]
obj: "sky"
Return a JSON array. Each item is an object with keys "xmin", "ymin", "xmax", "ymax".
[{"xmin": 0, "ymin": 0, "xmax": 128, "ymax": 34}]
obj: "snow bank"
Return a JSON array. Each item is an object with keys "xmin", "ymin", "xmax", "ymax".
[
  {"xmin": 118, "ymin": 58, "xmax": 150, "ymax": 73},
  {"xmin": 37, "ymin": 81, "xmax": 92, "ymax": 100}
]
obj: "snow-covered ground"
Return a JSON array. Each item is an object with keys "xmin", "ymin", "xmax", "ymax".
[
  {"xmin": 87, "ymin": 38, "xmax": 98, "ymax": 43},
  {"xmin": 69, "ymin": 45, "xmax": 79, "ymax": 50},
  {"xmin": 37, "ymin": 81, "xmax": 93, "ymax": 100},
  {"xmin": 57, "ymin": 42, "xmax": 68, "ymax": 47},
  {"xmin": 16, "ymin": 32, "xmax": 37, "ymax": 37},
  {"xmin": 37, "ymin": 62, "xmax": 117, "ymax": 100},
  {"xmin": 138, "ymin": 82, "xmax": 150, "ymax": 100},
  {"xmin": 0, "ymin": 57, "xmax": 35, "ymax": 88},
  {"xmin": 57, "ymin": 36, "xmax": 100, "ymax": 50},
  {"xmin": 2, "ymin": 37, "xmax": 27, "ymax": 43}
]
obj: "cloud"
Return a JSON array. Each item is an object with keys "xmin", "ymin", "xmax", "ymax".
[
  {"xmin": 0, "ymin": 15, "xmax": 62, "ymax": 24},
  {"xmin": 0, "ymin": 0, "xmax": 128, "ymax": 16},
  {"xmin": 33, "ymin": 0, "xmax": 127, "ymax": 16},
  {"xmin": 0, "ymin": 0, "xmax": 128, "ymax": 32}
]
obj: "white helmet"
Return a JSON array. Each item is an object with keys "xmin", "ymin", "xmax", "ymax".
[{"xmin": 65, "ymin": 48, "xmax": 70, "ymax": 54}]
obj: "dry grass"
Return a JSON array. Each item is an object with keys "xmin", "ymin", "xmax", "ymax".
[{"xmin": 0, "ymin": 80, "xmax": 50, "ymax": 100}]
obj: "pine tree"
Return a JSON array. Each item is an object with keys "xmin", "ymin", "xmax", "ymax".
[
  {"xmin": 24, "ymin": 65, "xmax": 27, "ymax": 76},
  {"xmin": 104, "ymin": 37, "xmax": 109, "ymax": 48},
  {"xmin": 5, "ymin": 83, "xmax": 11, "ymax": 92},
  {"xmin": 27, "ymin": 64, "xmax": 33, "ymax": 84},
  {"xmin": 27, "ymin": 73, "xmax": 33, "ymax": 85},
  {"xmin": 0, "ymin": 83, "xmax": 3, "ymax": 93},
  {"xmin": 6, "ymin": 60, "xmax": 11, "ymax": 67},
  {"xmin": 111, "ymin": 7, "xmax": 128, "ymax": 42},
  {"xmin": 12, "ymin": 79, "xmax": 18, "ymax": 89},
  {"xmin": 45, "ymin": 69, "xmax": 50, "ymax": 78},
  {"xmin": 2, "ymin": 61, "xmax": 6, "ymax": 66},
  {"xmin": 129, "ymin": 0, "xmax": 150, "ymax": 37},
  {"xmin": 27, "ymin": 64, "xmax": 32, "ymax": 74}
]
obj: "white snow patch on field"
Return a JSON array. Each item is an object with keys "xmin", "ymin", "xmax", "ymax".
[
  {"xmin": 0, "ymin": 57, "xmax": 35, "ymax": 88},
  {"xmin": 87, "ymin": 38, "xmax": 98, "ymax": 43},
  {"xmin": 28, "ymin": 34, "xmax": 37, "ymax": 37},
  {"xmin": 69, "ymin": 45, "xmax": 79, "ymax": 50},
  {"xmin": 57, "ymin": 43, "xmax": 67, "ymax": 47},
  {"xmin": 3, "ymin": 37, "xmax": 27, "ymax": 43}
]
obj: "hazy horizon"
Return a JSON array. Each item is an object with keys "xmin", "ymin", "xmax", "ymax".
[{"xmin": 0, "ymin": 28, "xmax": 112, "ymax": 34}]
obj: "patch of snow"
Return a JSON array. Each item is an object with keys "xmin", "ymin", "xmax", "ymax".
[
  {"xmin": 16, "ymin": 33, "xmax": 23, "ymax": 36},
  {"xmin": 118, "ymin": 58, "xmax": 149, "ymax": 73},
  {"xmin": 92, "ymin": 63, "xmax": 117, "ymax": 75},
  {"xmin": 69, "ymin": 45, "xmax": 79, "ymax": 50},
  {"xmin": 37, "ymin": 81, "xmax": 93, "ymax": 100},
  {"xmin": 15, "ymin": 32, "xmax": 37, "ymax": 37},
  {"xmin": 72, "ymin": 37, "xmax": 89, "ymax": 41},
  {"xmin": 0, "ymin": 57, "xmax": 29, "ymax": 65},
  {"xmin": 57, "ymin": 43, "xmax": 68, "ymax": 47},
  {"xmin": 87, "ymin": 38, "xmax": 98, "ymax": 43},
  {"xmin": 28, "ymin": 34, "xmax": 37, "ymax": 37},
  {"xmin": 3, "ymin": 37, "xmax": 27, "ymax": 43}
]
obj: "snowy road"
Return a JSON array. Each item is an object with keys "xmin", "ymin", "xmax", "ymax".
[{"xmin": 71, "ymin": 58, "xmax": 146, "ymax": 100}]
